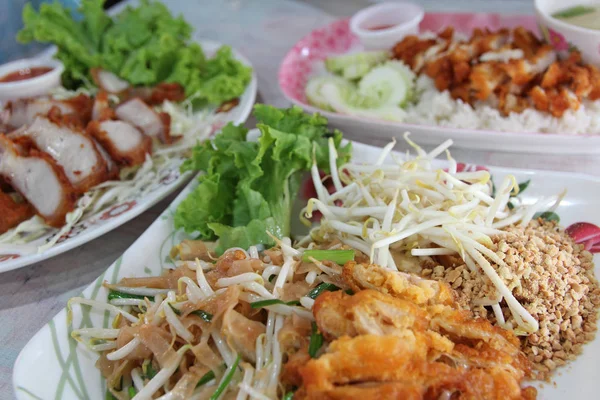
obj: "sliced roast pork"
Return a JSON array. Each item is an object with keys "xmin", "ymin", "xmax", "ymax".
[
  {"xmin": 115, "ymin": 98, "xmax": 173, "ymax": 144},
  {"xmin": 2, "ymin": 94, "xmax": 93, "ymax": 128},
  {"xmin": 87, "ymin": 120, "xmax": 152, "ymax": 167},
  {"xmin": 0, "ymin": 135, "xmax": 76, "ymax": 227},
  {"xmin": 9, "ymin": 116, "xmax": 109, "ymax": 192}
]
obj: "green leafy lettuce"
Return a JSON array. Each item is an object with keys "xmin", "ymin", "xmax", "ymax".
[
  {"xmin": 174, "ymin": 105, "xmax": 352, "ymax": 253},
  {"xmin": 18, "ymin": 0, "xmax": 251, "ymax": 104}
]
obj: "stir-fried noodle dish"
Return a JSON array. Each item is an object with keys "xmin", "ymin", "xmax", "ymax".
[{"xmin": 69, "ymin": 128, "xmax": 599, "ymax": 399}]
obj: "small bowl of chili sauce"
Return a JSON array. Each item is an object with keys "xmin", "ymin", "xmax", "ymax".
[
  {"xmin": 0, "ymin": 58, "xmax": 64, "ymax": 101},
  {"xmin": 350, "ymin": 2, "xmax": 424, "ymax": 50}
]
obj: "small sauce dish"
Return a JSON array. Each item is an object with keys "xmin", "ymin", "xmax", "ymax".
[
  {"xmin": 350, "ymin": 2, "xmax": 424, "ymax": 50},
  {"xmin": 0, "ymin": 58, "xmax": 64, "ymax": 101}
]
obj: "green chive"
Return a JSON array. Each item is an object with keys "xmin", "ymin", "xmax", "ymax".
[
  {"xmin": 192, "ymin": 309, "xmax": 213, "ymax": 322},
  {"xmin": 107, "ymin": 290, "xmax": 150, "ymax": 301},
  {"xmin": 308, "ymin": 322, "xmax": 323, "ymax": 358},
  {"xmin": 511, "ymin": 179, "xmax": 530, "ymax": 197},
  {"xmin": 168, "ymin": 303, "xmax": 182, "ymax": 316},
  {"xmin": 142, "ymin": 360, "xmax": 157, "ymax": 380},
  {"xmin": 250, "ymin": 299, "xmax": 301, "ymax": 309},
  {"xmin": 491, "ymin": 178, "xmax": 496, "ymax": 197},
  {"xmin": 209, "ymin": 355, "xmax": 241, "ymax": 400},
  {"xmin": 553, "ymin": 6, "xmax": 595, "ymax": 19},
  {"xmin": 196, "ymin": 369, "xmax": 216, "ymax": 388},
  {"xmin": 534, "ymin": 211, "xmax": 560, "ymax": 223},
  {"xmin": 282, "ymin": 392, "xmax": 295, "ymax": 400},
  {"xmin": 128, "ymin": 386, "xmax": 137, "ymax": 398},
  {"xmin": 302, "ymin": 249, "xmax": 354, "ymax": 265},
  {"xmin": 507, "ymin": 201, "xmax": 514, "ymax": 210},
  {"xmin": 306, "ymin": 283, "xmax": 340, "ymax": 299}
]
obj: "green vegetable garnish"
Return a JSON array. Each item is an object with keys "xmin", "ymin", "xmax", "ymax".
[
  {"xmin": 142, "ymin": 359, "xmax": 157, "ymax": 380},
  {"xmin": 512, "ymin": 179, "xmax": 530, "ymax": 197},
  {"xmin": 302, "ymin": 249, "xmax": 355, "ymax": 265},
  {"xmin": 191, "ymin": 310, "xmax": 213, "ymax": 322},
  {"xmin": 168, "ymin": 303, "xmax": 182, "ymax": 316},
  {"xmin": 306, "ymin": 283, "xmax": 341, "ymax": 300},
  {"xmin": 553, "ymin": 6, "xmax": 595, "ymax": 19},
  {"xmin": 128, "ymin": 386, "xmax": 137, "ymax": 398},
  {"xmin": 534, "ymin": 211, "xmax": 560, "ymax": 223},
  {"xmin": 18, "ymin": 0, "xmax": 251, "ymax": 104},
  {"xmin": 105, "ymin": 390, "xmax": 117, "ymax": 400},
  {"xmin": 196, "ymin": 369, "xmax": 216, "ymax": 388},
  {"xmin": 250, "ymin": 299, "xmax": 301, "ymax": 309},
  {"xmin": 282, "ymin": 391, "xmax": 295, "ymax": 400},
  {"xmin": 209, "ymin": 355, "xmax": 241, "ymax": 400},
  {"xmin": 308, "ymin": 322, "xmax": 323, "ymax": 358},
  {"xmin": 107, "ymin": 290, "xmax": 149, "ymax": 301},
  {"xmin": 174, "ymin": 105, "xmax": 352, "ymax": 254}
]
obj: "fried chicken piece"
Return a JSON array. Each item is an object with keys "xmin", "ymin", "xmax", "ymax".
[
  {"xmin": 392, "ymin": 36, "xmax": 439, "ymax": 71},
  {"xmin": 342, "ymin": 261, "xmax": 455, "ymax": 306},
  {"xmin": 0, "ymin": 190, "xmax": 34, "ymax": 233},
  {"xmin": 470, "ymin": 62, "xmax": 506, "ymax": 101},
  {"xmin": 296, "ymin": 334, "xmax": 535, "ymax": 400},
  {"xmin": 0, "ymin": 135, "xmax": 76, "ymax": 227},
  {"xmin": 314, "ymin": 290, "xmax": 434, "ymax": 341}
]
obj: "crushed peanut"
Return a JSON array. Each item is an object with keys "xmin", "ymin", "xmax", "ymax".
[{"xmin": 417, "ymin": 219, "xmax": 600, "ymax": 380}]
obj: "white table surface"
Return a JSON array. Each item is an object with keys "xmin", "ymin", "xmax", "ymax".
[{"xmin": 0, "ymin": 0, "xmax": 574, "ymax": 398}]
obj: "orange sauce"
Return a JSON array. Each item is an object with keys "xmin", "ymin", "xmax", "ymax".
[
  {"xmin": 0, "ymin": 66, "xmax": 53, "ymax": 83},
  {"xmin": 366, "ymin": 23, "xmax": 397, "ymax": 31}
]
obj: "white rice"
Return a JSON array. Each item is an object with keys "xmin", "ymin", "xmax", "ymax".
[{"xmin": 404, "ymin": 75, "xmax": 600, "ymax": 135}]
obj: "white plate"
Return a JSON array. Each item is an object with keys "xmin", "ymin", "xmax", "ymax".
[
  {"xmin": 278, "ymin": 16, "xmax": 600, "ymax": 155},
  {"xmin": 0, "ymin": 39, "xmax": 257, "ymax": 274},
  {"xmin": 13, "ymin": 140, "xmax": 600, "ymax": 399}
]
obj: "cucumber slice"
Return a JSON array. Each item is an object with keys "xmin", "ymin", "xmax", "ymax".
[
  {"xmin": 325, "ymin": 51, "xmax": 390, "ymax": 79},
  {"xmin": 319, "ymin": 81, "xmax": 406, "ymax": 122},
  {"xmin": 305, "ymin": 75, "xmax": 354, "ymax": 111},
  {"xmin": 358, "ymin": 61, "xmax": 416, "ymax": 107}
]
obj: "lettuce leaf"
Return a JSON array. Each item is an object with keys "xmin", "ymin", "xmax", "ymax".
[
  {"xmin": 174, "ymin": 105, "xmax": 352, "ymax": 253},
  {"xmin": 18, "ymin": 0, "xmax": 251, "ymax": 104}
]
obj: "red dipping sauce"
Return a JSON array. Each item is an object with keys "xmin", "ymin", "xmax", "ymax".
[
  {"xmin": 366, "ymin": 23, "xmax": 397, "ymax": 31},
  {"xmin": 0, "ymin": 66, "xmax": 53, "ymax": 83}
]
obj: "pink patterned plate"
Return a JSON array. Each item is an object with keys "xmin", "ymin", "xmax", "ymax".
[
  {"xmin": 279, "ymin": 14, "xmax": 600, "ymax": 155},
  {"xmin": 0, "ymin": 40, "xmax": 257, "ymax": 274}
]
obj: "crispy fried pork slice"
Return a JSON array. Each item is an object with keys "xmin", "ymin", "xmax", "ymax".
[
  {"xmin": 9, "ymin": 116, "xmax": 109, "ymax": 193},
  {"xmin": 93, "ymin": 138, "xmax": 119, "ymax": 180},
  {"xmin": 91, "ymin": 91, "xmax": 115, "ymax": 121},
  {"xmin": 0, "ymin": 135, "xmax": 76, "ymax": 226},
  {"xmin": 115, "ymin": 98, "xmax": 173, "ymax": 144},
  {"xmin": 0, "ymin": 190, "xmax": 34, "ymax": 233},
  {"xmin": 124, "ymin": 82, "xmax": 186, "ymax": 105},
  {"xmin": 342, "ymin": 261, "xmax": 455, "ymax": 306},
  {"xmin": 2, "ymin": 94, "xmax": 93, "ymax": 128},
  {"xmin": 295, "ymin": 335, "xmax": 537, "ymax": 400},
  {"xmin": 87, "ymin": 120, "xmax": 152, "ymax": 167}
]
